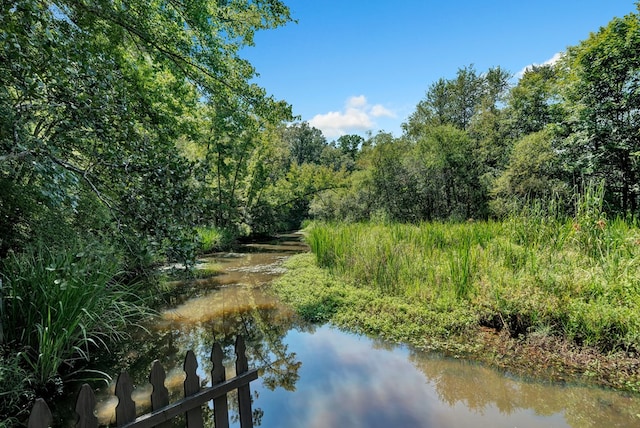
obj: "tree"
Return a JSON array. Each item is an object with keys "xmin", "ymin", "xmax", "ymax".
[
  {"xmin": 337, "ymin": 134, "xmax": 364, "ymax": 160},
  {"xmin": 0, "ymin": 0, "xmax": 293, "ymax": 265},
  {"xmin": 469, "ymin": 67, "xmax": 513, "ymax": 180},
  {"xmin": 367, "ymin": 133, "xmax": 418, "ymax": 221},
  {"xmin": 282, "ymin": 122, "xmax": 327, "ymax": 166},
  {"xmin": 562, "ymin": 6, "xmax": 640, "ymax": 215},
  {"xmin": 506, "ymin": 65, "xmax": 564, "ymax": 139},
  {"xmin": 404, "ymin": 65, "xmax": 486, "ymax": 137},
  {"xmin": 490, "ymin": 129, "xmax": 567, "ymax": 216},
  {"xmin": 412, "ymin": 125, "xmax": 483, "ymax": 219}
]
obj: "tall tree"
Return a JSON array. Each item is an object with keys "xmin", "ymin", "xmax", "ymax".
[
  {"xmin": 563, "ymin": 6, "xmax": 640, "ymax": 214},
  {"xmin": 507, "ymin": 65, "xmax": 563, "ymax": 138},
  {"xmin": 0, "ymin": 0, "xmax": 292, "ymax": 262},
  {"xmin": 404, "ymin": 65, "xmax": 494, "ymax": 137},
  {"xmin": 282, "ymin": 122, "xmax": 327, "ymax": 166}
]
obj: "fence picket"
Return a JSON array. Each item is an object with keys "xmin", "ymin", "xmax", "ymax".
[
  {"xmin": 211, "ymin": 342, "xmax": 229, "ymax": 428},
  {"xmin": 183, "ymin": 350, "xmax": 204, "ymax": 428},
  {"xmin": 116, "ymin": 372, "xmax": 136, "ymax": 426},
  {"xmin": 25, "ymin": 337, "xmax": 257, "ymax": 428},
  {"xmin": 235, "ymin": 337, "xmax": 253, "ymax": 428},
  {"xmin": 75, "ymin": 384, "xmax": 98, "ymax": 428},
  {"xmin": 149, "ymin": 360, "xmax": 171, "ymax": 428},
  {"xmin": 27, "ymin": 398, "xmax": 51, "ymax": 428}
]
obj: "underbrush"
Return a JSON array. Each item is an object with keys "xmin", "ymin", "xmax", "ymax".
[{"xmin": 0, "ymin": 242, "xmax": 151, "ymax": 420}]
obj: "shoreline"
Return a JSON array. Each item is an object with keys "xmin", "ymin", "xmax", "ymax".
[{"xmin": 271, "ymin": 253, "xmax": 640, "ymax": 394}]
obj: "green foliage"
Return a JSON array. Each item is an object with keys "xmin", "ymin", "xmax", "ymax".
[
  {"xmin": 0, "ymin": 242, "xmax": 149, "ymax": 387},
  {"xmin": 304, "ymin": 210, "xmax": 640, "ymax": 354},
  {"xmin": 506, "ymin": 65, "xmax": 564, "ymax": 137},
  {"xmin": 0, "ymin": 351, "xmax": 32, "ymax": 424},
  {"xmin": 490, "ymin": 129, "xmax": 568, "ymax": 216},
  {"xmin": 196, "ymin": 226, "xmax": 236, "ymax": 253},
  {"xmin": 282, "ymin": 122, "xmax": 328, "ymax": 166},
  {"xmin": 0, "ymin": 0, "xmax": 294, "ymax": 267},
  {"xmin": 563, "ymin": 8, "xmax": 640, "ymax": 214}
]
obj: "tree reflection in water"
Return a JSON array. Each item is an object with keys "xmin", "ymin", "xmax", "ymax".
[
  {"xmin": 92, "ymin": 301, "xmax": 310, "ymax": 427},
  {"xmin": 408, "ymin": 350, "xmax": 640, "ymax": 428}
]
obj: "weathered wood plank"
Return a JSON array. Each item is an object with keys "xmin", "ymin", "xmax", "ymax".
[
  {"xmin": 115, "ymin": 371, "xmax": 136, "ymax": 426},
  {"xmin": 149, "ymin": 360, "xmax": 171, "ymax": 428},
  {"xmin": 117, "ymin": 369, "xmax": 258, "ymax": 428},
  {"xmin": 211, "ymin": 342, "xmax": 229, "ymax": 428},
  {"xmin": 75, "ymin": 384, "xmax": 98, "ymax": 428},
  {"xmin": 27, "ymin": 337, "xmax": 258, "ymax": 428},
  {"xmin": 183, "ymin": 350, "xmax": 203, "ymax": 428},
  {"xmin": 28, "ymin": 398, "xmax": 52, "ymax": 428},
  {"xmin": 235, "ymin": 336, "xmax": 253, "ymax": 428}
]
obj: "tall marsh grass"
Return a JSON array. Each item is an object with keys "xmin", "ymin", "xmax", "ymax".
[
  {"xmin": 196, "ymin": 226, "xmax": 235, "ymax": 253},
  {"xmin": 306, "ymin": 189, "xmax": 640, "ymax": 353}
]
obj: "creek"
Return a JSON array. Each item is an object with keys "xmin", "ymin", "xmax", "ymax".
[{"xmin": 75, "ymin": 233, "xmax": 640, "ymax": 427}]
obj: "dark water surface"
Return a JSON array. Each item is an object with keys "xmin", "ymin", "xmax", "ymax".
[{"xmin": 80, "ymin": 233, "xmax": 640, "ymax": 427}]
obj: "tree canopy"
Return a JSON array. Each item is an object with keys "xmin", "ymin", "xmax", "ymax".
[{"xmin": 0, "ymin": 0, "xmax": 293, "ymax": 264}]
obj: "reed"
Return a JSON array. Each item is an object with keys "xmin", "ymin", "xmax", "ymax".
[
  {"xmin": 304, "ymin": 210, "xmax": 640, "ymax": 353},
  {"xmin": 196, "ymin": 226, "xmax": 234, "ymax": 253}
]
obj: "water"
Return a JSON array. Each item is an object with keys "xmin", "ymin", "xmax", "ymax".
[{"xmin": 80, "ymin": 233, "xmax": 640, "ymax": 427}]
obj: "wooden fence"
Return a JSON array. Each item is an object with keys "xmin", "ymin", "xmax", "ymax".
[{"xmin": 28, "ymin": 336, "xmax": 258, "ymax": 428}]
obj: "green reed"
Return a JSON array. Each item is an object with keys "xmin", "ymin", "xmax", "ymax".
[{"xmin": 305, "ymin": 211, "xmax": 640, "ymax": 353}]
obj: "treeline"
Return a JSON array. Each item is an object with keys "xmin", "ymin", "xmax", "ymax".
[{"xmin": 310, "ymin": 6, "xmax": 640, "ymax": 223}]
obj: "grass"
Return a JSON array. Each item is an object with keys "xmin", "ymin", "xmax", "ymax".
[
  {"xmin": 0, "ymin": 350, "xmax": 32, "ymax": 426},
  {"xmin": 196, "ymin": 226, "xmax": 236, "ymax": 254},
  {"xmin": 304, "ymin": 212, "xmax": 640, "ymax": 354},
  {"xmin": 273, "ymin": 189, "xmax": 640, "ymax": 391},
  {"xmin": 0, "ymin": 241, "xmax": 151, "ymax": 420}
]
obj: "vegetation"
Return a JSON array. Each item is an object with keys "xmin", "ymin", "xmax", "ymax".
[
  {"xmin": 3, "ymin": 0, "xmax": 640, "ymax": 422},
  {"xmin": 306, "ymin": 188, "xmax": 640, "ymax": 354},
  {"xmin": 274, "ymin": 193, "xmax": 640, "ymax": 390},
  {"xmin": 0, "ymin": 241, "xmax": 152, "ymax": 421}
]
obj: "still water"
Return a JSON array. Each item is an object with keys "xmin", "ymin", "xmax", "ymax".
[{"xmin": 88, "ymin": 233, "xmax": 640, "ymax": 427}]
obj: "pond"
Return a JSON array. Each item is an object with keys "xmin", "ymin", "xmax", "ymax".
[{"xmin": 77, "ymin": 233, "xmax": 640, "ymax": 427}]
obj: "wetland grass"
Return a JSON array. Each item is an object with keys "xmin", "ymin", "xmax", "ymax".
[{"xmin": 286, "ymin": 201, "xmax": 640, "ymax": 392}]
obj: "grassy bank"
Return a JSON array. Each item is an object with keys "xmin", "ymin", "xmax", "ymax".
[{"xmin": 272, "ymin": 210, "xmax": 640, "ymax": 392}]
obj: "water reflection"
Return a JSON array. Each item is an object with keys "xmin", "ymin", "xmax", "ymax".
[
  {"xmin": 93, "ymin": 304, "xmax": 309, "ymax": 426},
  {"xmin": 91, "ymin": 234, "xmax": 311, "ymax": 426},
  {"xmin": 251, "ymin": 326, "xmax": 640, "ymax": 428},
  {"xmin": 85, "ymin": 233, "xmax": 640, "ymax": 428}
]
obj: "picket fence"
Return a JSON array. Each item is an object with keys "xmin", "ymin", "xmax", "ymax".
[{"xmin": 27, "ymin": 336, "xmax": 258, "ymax": 428}]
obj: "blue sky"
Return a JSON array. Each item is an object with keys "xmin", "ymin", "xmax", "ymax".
[{"xmin": 243, "ymin": 0, "xmax": 637, "ymax": 140}]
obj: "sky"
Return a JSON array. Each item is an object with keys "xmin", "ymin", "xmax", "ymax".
[{"xmin": 242, "ymin": 0, "xmax": 638, "ymax": 140}]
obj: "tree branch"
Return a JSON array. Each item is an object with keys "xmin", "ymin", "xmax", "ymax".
[
  {"xmin": 0, "ymin": 150, "xmax": 31, "ymax": 163},
  {"xmin": 47, "ymin": 155, "xmax": 121, "ymax": 214}
]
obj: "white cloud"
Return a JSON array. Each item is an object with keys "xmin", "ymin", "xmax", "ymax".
[
  {"xmin": 370, "ymin": 104, "xmax": 395, "ymax": 118},
  {"xmin": 309, "ymin": 95, "xmax": 397, "ymax": 138},
  {"xmin": 347, "ymin": 95, "xmax": 367, "ymax": 108},
  {"xmin": 516, "ymin": 52, "xmax": 564, "ymax": 79}
]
